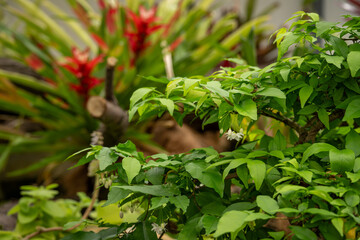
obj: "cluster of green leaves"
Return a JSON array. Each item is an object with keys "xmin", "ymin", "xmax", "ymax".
[
  {"xmin": 0, "ymin": 184, "xmax": 91, "ymax": 240},
  {"xmin": 65, "ymin": 12, "xmax": 360, "ymax": 239}
]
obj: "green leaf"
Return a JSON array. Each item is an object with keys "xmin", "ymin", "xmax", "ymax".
[
  {"xmin": 144, "ymin": 160, "xmax": 182, "ymax": 168},
  {"xmin": 280, "ymin": 68, "xmax": 290, "ymax": 82},
  {"xmin": 301, "ymin": 143, "xmax": 337, "ymax": 164},
  {"xmin": 346, "ymin": 130, "xmax": 360, "ymax": 157},
  {"xmin": 275, "ymin": 184, "xmax": 307, "ymax": 196},
  {"xmin": 278, "ymin": 32, "xmax": 302, "ymax": 60},
  {"xmin": 234, "ymin": 99, "xmax": 258, "ymax": 120},
  {"xmin": 316, "ymin": 21, "xmax": 336, "ymax": 37},
  {"xmin": 320, "ymin": 54, "xmax": 344, "ymax": 68},
  {"xmin": 223, "ymin": 158, "xmax": 247, "ymax": 180},
  {"xmin": 41, "ymin": 200, "xmax": 66, "ymax": 218},
  {"xmin": 237, "ymin": 164, "xmax": 249, "ymax": 188},
  {"xmin": 213, "ymin": 211, "xmax": 249, "ymax": 237},
  {"xmin": 256, "ymin": 195, "xmax": 279, "ymax": 214},
  {"xmin": 346, "ymin": 172, "xmax": 360, "ymax": 183},
  {"xmin": 122, "ymin": 157, "xmax": 141, "ymax": 184},
  {"xmin": 169, "ymin": 195, "xmax": 190, "ymax": 212},
  {"xmin": 318, "ymin": 108, "xmax": 329, "ymax": 129},
  {"xmin": 303, "ymin": 208, "xmax": 338, "ymax": 218},
  {"xmin": 178, "ymin": 217, "xmax": 201, "ymax": 240},
  {"xmin": 299, "ymin": 85, "xmax": 313, "ymax": 108},
  {"xmin": 290, "ymin": 226, "xmax": 317, "ymax": 240},
  {"xmin": 203, "ymin": 81, "xmax": 229, "ymax": 98},
  {"xmin": 150, "ymin": 197, "xmax": 169, "ymax": 210},
  {"xmin": 130, "ymin": 88, "xmax": 154, "ymax": 108},
  {"xmin": 344, "ymin": 191, "xmax": 360, "ymax": 207},
  {"xmin": 347, "ymin": 51, "xmax": 360, "ymax": 77},
  {"xmin": 354, "ymin": 157, "xmax": 360, "ymax": 172},
  {"xmin": 103, "ymin": 187, "xmax": 131, "ymax": 207},
  {"xmin": 244, "ymin": 212, "xmax": 272, "ymax": 222},
  {"xmin": 328, "ymin": 35, "xmax": 349, "ymax": 58},
  {"xmin": 159, "ymin": 98, "xmax": 175, "ymax": 116},
  {"xmin": 202, "ymin": 215, "xmax": 218, "ymax": 234},
  {"xmin": 185, "ymin": 161, "xmax": 224, "ymax": 197},
  {"xmin": 113, "ymin": 184, "xmax": 180, "ymax": 197},
  {"xmin": 256, "ymin": 88, "xmax": 286, "ymax": 99},
  {"xmin": 96, "ymin": 147, "xmax": 118, "ymax": 171},
  {"xmin": 343, "ymin": 99, "xmax": 360, "ymax": 121},
  {"xmin": 329, "ymin": 149, "xmax": 355, "ymax": 173},
  {"xmin": 331, "ymin": 218, "xmax": 344, "ymax": 237},
  {"xmin": 146, "ymin": 167, "xmax": 165, "ymax": 185},
  {"xmin": 247, "ymin": 160, "xmax": 266, "ymax": 190}
]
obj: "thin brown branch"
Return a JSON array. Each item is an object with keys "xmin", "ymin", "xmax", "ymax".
[
  {"xmin": 22, "ymin": 176, "xmax": 100, "ymax": 240},
  {"xmin": 105, "ymin": 57, "xmax": 117, "ymax": 103},
  {"xmin": 260, "ymin": 109, "xmax": 301, "ymax": 133},
  {"xmin": 297, "ymin": 109, "xmax": 345, "ymax": 144}
]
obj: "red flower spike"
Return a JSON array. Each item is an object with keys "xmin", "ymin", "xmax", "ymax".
[
  {"xmin": 25, "ymin": 54, "xmax": 44, "ymax": 71},
  {"xmin": 106, "ymin": 7, "xmax": 118, "ymax": 34},
  {"xmin": 61, "ymin": 47, "xmax": 103, "ymax": 101},
  {"xmin": 125, "ymin": 6, "xmax": 164, "ymax": 58},
  {"xmin": 91, "ymin": 33, "xmax": 109, "ymax": 52},
  {"xmin": 98, "ymin": 0, "xmax": 106, "ymax": 9}
]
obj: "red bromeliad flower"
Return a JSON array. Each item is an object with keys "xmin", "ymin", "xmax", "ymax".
[
  {"xmin": 25, "ymin": 53, "xmax": 44, "ymax": 71},
  {"xmin": 125, "ymin": 6, "xmax": 163, "ymax": 59},
  {"xmin": 61, "ymin": 48, "xmax": 103, "ymax": 100},
  {"xmin": 99, "ymin": 0, "xmax": 118, "ymax": 34}
]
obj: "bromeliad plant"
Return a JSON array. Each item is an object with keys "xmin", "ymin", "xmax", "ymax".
[
  {"xmin": 63, "ymin": 12, "xmax": 360, "ymax": 239},
  {"xmin": 0, "ymin": 0, "xmax": 273, "ymax": 176}
]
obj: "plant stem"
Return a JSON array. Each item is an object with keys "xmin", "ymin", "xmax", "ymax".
[{"xmin": 260, "ymin": 109, "xmax": 301, "ymax": 133}]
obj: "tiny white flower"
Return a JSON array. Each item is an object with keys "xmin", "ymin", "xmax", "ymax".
[
  {"xmin": 225, "ymin": 129, "xmax": 244, "ymax": 142},
  {"xmin": 151, "ymin": 222, "xmax": 167, "ymax": 235}
]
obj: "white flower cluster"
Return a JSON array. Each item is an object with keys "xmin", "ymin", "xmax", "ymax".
[
  {"xmin": 225, "ymin": 129, "xmax": 244, "ymax": 142},
  {"xmin": 151, "ymin": 222, "xmax": 167, "ymax": 235}
]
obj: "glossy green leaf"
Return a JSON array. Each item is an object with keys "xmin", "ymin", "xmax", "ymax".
[
  {"xmin": 130, "ymin": 88, "xmax": 154, "ymax": 108},
  {"xmin": 185, "ymin": 161, "xmax": 224, "ymax": 197},
  {"xmin": 329, "ymin": 149, "xmax": 355, "ymax": 173},
  {"xmin": 202, "ymin": 215, "xmax": 218, "ymax": 234},
  {"xmin": 234, "ymin": 99, "xmax": 258, "ymax": 120},
  {"xmin": 343, "ymin": 99, "xmax": 360, "ymax": 121},
  {"xmin": 256, "ymin": 87, "xmax": 286, "ymax": 99},
  {"xmin": 122, "ymin": 157, "xmax": 141, "ymax": 184},
  {"xmin": 345, "ymin": 130, "xmax": 360, "ymax": 157},
  {"xmin": 159, "ymin": 98, "xmax": 175, "ymax": 116},
  {"xmin": 321, "ymin": 54, "xmax": 343, "ymax": 68},
  {"xmin": 344, "ymin": 191, "xmax": 360, "ymax": 207},
  {"xmin": 328, "ymin": 35, "xmax": 348, "ymax": 58},
  {"xmin": 95, "ymin": 147, "xmax": 118, "ymax": 171},
  {"xmin": 213, "ymin": 211, "xmax": 249, "ymax": 237},
  {"xmin": 150, "ymin": 197, "xmax": 169, "ymax": 210},
  {"xmin": 290, "ymin": 226, "xmax": 317, "ymax": 240},
  {"xmin": 280, "ymin": 68, "xmax": 290, "ymax": 82},
  {"xmin": 301, "ymin": 143, "xmax": 337, "ymax": 164},
  {"xmin": 256, "ymin": 195, "xmax": 279, "ymax": 214},
  {"xmin": 103, "ymin": 187, "xmax": 131, "ymax": 207},
  {"xmin": 247, "ymin": 160, "xmax": 266, "ymax": 190},
  {"xmin": 318, "ymin": 108, "xmax": 329, "ymax": 129},
  {"xmin": 299, "ymin": 85, "xmax": 313, "ymax": 108},
  {"xmin": 331, "ymin": 218, "xmax": 344, "ymax": 237},
  {"xmin": 169, "ymin": 195, "xmax": 190, "ymax": 212},
  {"xmin": 347, "ymin": 51, "xmax": 360, "ymax": 77}
]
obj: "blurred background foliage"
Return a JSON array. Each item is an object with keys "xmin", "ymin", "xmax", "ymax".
[{"xmin": 0, "ymin": 0, "xmax": 277, "ymax": 199}]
